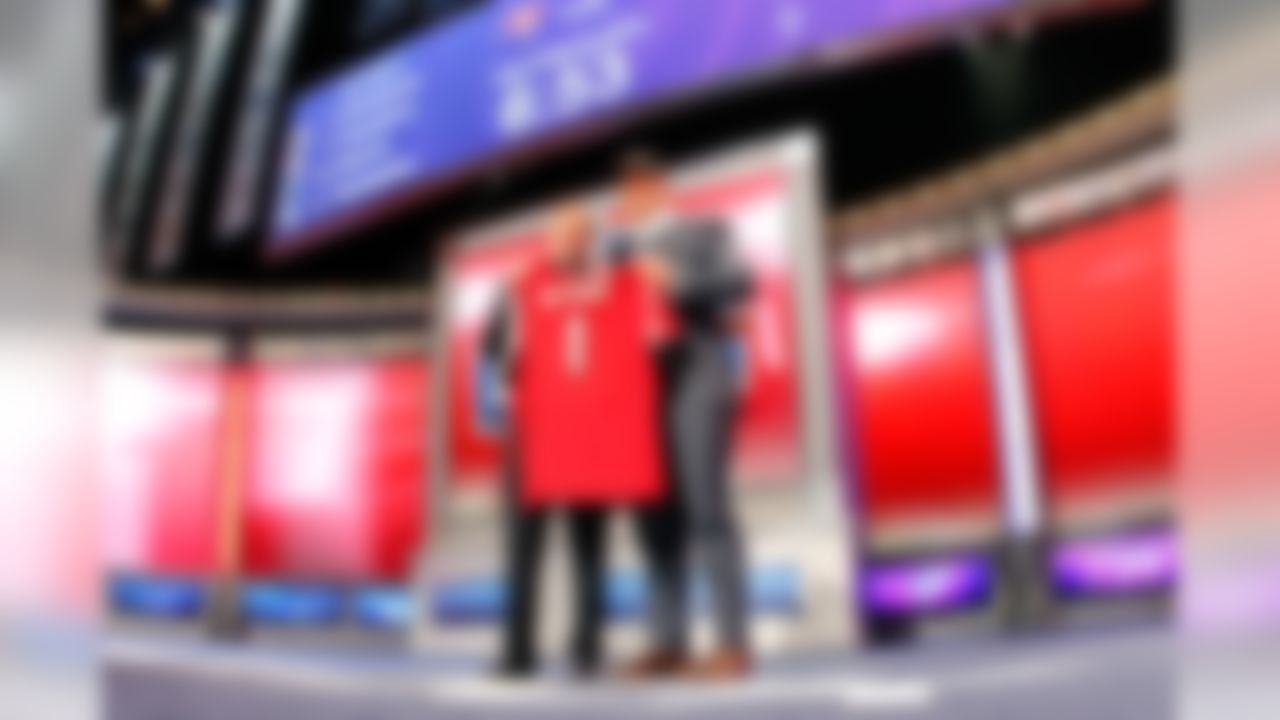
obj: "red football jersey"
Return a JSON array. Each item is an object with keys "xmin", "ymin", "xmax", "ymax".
[{"xmin": 512, "ymin": 261, "xmax": 667, "ymax": 508}]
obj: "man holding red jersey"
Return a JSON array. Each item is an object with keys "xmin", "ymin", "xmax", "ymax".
[{"xmin": 483, "ymin": 200, "xmax": 668, "ymax": 678}]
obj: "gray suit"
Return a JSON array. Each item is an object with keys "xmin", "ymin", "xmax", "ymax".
[{"xmin": 610, "ymin": 216, "xmax": 753, "ymax": 652}]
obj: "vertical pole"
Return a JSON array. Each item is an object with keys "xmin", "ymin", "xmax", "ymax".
[
  {"xmin": 784, "ymin": 133, "xmax": 860, "ymax": 649},
  {"xmin": 206, "ymin": 327, "xmax": 251, "ymax": 639},
  {"xmin": 410, "ymin": 273, "xmax": 450, "ymax": 650},
  {"xmin": 975, "ymin": 210, "xmax": 1048, "ymax": 630}
]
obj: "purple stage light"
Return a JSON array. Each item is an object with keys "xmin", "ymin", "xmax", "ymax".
[
  {"xmin": 1052, "ymin": 528, "xmax": 1178, "ymax": 596},
  {"xmin": 863, "ymin": 554, "xmax": 994, "ymax": 614}
]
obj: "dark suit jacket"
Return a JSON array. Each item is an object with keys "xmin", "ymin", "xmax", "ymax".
[{"xmin": 608, "ymin": 216, "xmax": 753, "ymax": 341}]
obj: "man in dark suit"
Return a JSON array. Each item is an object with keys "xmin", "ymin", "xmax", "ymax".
[
  {"xmin": 609, "ymin": 151, "xmax": 755, "ymax": 680},
  {"xmin": 481, "ymin": 201, "xmax": 611, "ymax": 679}
]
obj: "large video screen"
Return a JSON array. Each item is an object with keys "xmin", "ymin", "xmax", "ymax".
[{"xmin": 270, "ymin": 0, "xmax": 1014, "ymax": 253}]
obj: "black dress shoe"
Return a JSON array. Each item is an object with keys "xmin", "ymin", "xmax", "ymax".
[
  {"xmin": 571, "ymin": 654, "xmax": 602, "ymax": 680},
  {"xmin": 492, "ymin": 658, "xmax": 538, "ymax": 680}
]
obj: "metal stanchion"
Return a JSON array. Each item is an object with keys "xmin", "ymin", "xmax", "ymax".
[
  {"xmin": 205, "ymin": 327, "xmax": 251, "ymax": 639},
  {"xmin": 974, "ymin": 209, "xmax": 1051, "ymax": 631}
]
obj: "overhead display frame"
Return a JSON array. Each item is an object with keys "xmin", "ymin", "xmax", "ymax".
[{"xmin": 267, "ymin": 0, "xmax": 1030, "ymax": 258}]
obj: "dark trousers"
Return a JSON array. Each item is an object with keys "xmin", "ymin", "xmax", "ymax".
[
  {"xmin": 636, "ymin": 343, "xmax": 748, "ymax": 654},
  {"xmin": 500, "ymin": 505, "xmax": 607, "ymax": 672}
]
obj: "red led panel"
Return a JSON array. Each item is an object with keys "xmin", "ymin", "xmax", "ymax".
[
  {"xmin": 242, "ymin": 357, "xmax": 429, "ymax": 582},
  {"xmin": 842, "ymin": 261, "xmax": 1003, "ymax": 542},
  {"xmin": 1013, "ymin": 194, "xmax": 1174, "ymax": 521},
  {"xmin": 101, "ymin": 358, "xmax": 226, "ymax": 575}
]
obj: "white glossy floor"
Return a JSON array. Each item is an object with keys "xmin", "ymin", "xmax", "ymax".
[{"xmin": 104, "ymin": 625, "xmax": 1172, "ymax": 719}]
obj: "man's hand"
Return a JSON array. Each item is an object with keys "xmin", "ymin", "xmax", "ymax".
[{"xmin": 636, "ymin": 252, "xmax": 675, "ymax": 291}]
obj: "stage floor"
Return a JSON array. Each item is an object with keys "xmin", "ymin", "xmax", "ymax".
[{"xmin": 104, "ymin": 626, "xmax": 1172, "ymax": 719}]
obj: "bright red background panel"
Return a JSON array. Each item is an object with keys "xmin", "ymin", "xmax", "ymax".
[
  {"xmin": 101, "ymin": 359, "xmax": 226, "ymax": 576},
  {"xmin": 242, "ymin": 357, "xmax": 429, "ymax": 582},
  {"xmin": 1014, "ymin": 194, "xmax": 1175, "ymax": 521},
  {"xmin": 842, "ymin": 261, "xmax": 1003, "ymax": 544}
]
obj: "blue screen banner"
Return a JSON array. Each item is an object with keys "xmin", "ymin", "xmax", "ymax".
[{"xmin": 271, "ymin": 0, "xmax": 1018, "ymax": 253}]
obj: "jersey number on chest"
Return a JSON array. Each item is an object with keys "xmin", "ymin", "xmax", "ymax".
[{"xmin": 563, "ymin": 313, "xmax": 589, "ymax": 376}]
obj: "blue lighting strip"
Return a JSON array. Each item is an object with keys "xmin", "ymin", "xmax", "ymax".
[
  {"xmin": 109, "ymin": 575, "xmax": 206, "ymax": 619},
  {"xmin": 239, "ymin": 582, "xmax": 346, "ymax": 626},
  {"xmin": 108, "ymin": 570, "xmax": 807, "ymax": 631},
  {"xmin": 432, "ymin": 563, "xmax": 802, "ymax": 625},
  {"xmin": 351, "ymin": 586, "xmax": 416, "ymax": 630}
]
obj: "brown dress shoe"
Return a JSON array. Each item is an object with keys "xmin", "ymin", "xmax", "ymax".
[
  {"xmin": 684, "ymin": 648, "xmax": 753, "ymax": 681},
  {"xmin": 618, "ymin": 649, "xmax": 689, "ymax": 680}
]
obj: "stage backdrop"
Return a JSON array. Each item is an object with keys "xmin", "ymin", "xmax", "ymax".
[{"xmin": 422, "ymin": 130, "xmax": 855, "ymax": 655}]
